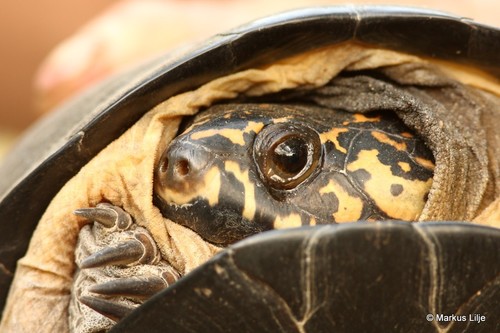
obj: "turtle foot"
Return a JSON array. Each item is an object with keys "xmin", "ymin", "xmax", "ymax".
[{"xmin": 70, "ymin": 203, "xmax": 180, "ymax": 331}]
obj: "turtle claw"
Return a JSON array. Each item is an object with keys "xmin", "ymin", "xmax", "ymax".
[
  {"xmin": 80, "ymin": 238, "xmax": 148, "ymax": 269},
  {"xmin": 74, "ymin": 203, "xmax": 132, "ymax": 230},
  {"xmin": 89, "ymin": 276, "xmax": 170, "ymax": 299},
  {"xmin": 79, "ymin": 295, "xmax": 136, "ymax": 322}
]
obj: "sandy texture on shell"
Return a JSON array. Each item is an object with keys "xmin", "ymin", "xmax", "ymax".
[{"xmin": 1, "ymin": 43, "xmax": 498, "ymax": 332}]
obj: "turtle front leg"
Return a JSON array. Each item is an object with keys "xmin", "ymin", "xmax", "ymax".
[{"xmin": 70, "ymin": 203, "xmax": 180, "ymax": 331}]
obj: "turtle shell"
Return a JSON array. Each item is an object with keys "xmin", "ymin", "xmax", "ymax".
[
  {"xmin": 0, "ymin": 5, "xmax": 498, "ymax": 326},
  {"xmin": 111, "ymin": 222, "xmax": 500, "ymax": 333}
]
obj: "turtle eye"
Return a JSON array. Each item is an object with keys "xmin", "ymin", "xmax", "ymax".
[{"xmin": 254, "ymin": 123, "xmax": 322, "ymax": 190}]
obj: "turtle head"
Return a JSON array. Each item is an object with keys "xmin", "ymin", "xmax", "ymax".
[{"xmin": 154, "ymin": 103, "xmax": 434, "ymax": 246}]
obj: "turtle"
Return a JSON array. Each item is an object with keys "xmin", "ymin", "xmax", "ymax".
[
  {"xmin": 0, "ymin": 5, "xmax": 499, "ymax": 333},
  {"xmin": 68, "ymin": 102, "xmax": 436, "ymax": 328}
]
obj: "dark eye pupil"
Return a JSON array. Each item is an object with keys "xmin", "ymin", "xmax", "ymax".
[{"xmin": 272, "ymin": 137, "xmax": 308, "ymax": 176}]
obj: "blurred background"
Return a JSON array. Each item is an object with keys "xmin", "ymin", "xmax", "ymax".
[{"xmin": 0, "ymin": 0, "xmax": 498, "ymax": 158}]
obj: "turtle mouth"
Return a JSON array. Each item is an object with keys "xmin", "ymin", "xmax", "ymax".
[
  {"xmin": 153, "ymin": 192, "xmax": 268, "ymax": 247},
  {"xmin": 70, "ymin": 203, "xmax": 183, "ymax": 331}
]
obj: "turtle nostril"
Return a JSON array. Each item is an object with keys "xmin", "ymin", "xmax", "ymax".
[
  {"xmin": 174, "ymin": 159, "xmax": 190, "ymax": 176},
  {"xmin": 159, "ymin": 157, "xmax": 169, "ymax": 173}
]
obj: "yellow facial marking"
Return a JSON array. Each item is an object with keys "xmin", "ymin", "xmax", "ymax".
[
  {"xmin": 224, "ymin": 160, "xmax": 256, "ymax": 221},
  {"xmin": 398, "ymin": 161, "xmax": 412, "ymax": 172},
  {"xmin": 371, "ymin": 131, "xmax": 407, "ymax": 151},
  {"xmin": 320, "ymin": 128, "xmax": 348, "ymax": 153},
  {"xmin": 342, "ymin": 113, "xmax": 382, "ymax": 125},
  {"xmin": 159, "ymin": 166, "xmax": 221, "ymax": 206},
  {"xmin": 273, "ymin": 213, "xmax": 302, "ymax": 229},
  {"xmin": 319, "ymin": 179, "xmax": 364, "ymax": 222},
  {"xmin": 191, "ymin": 121, "xmax": 264, "ymax": 146},
  {"xmin": 414, "ymin": 157, "xmax": 435, "ymax": 171},
  {"xmin": 244, "ymin": 121, "xmax": 265, "ymax": 135},
  {"xmin": 401, "ymin": 132, "xmax": 414, "ymax": 138},
  {"xmin": 347, "ymin": 149, "xmax": 432, "ymax": 220}
]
